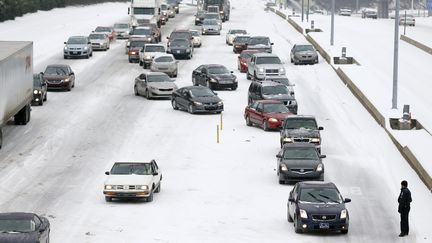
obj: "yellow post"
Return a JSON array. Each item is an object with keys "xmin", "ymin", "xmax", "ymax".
[
  {"xmin": 217, "ymin": 125, "xmax": 220, "ymax": 143},
  {"xmin": 220, "ymin": 112, "xmax": 223, "ymax": 130}
]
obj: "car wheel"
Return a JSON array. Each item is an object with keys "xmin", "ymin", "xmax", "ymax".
[
  {"xmin": 174, "ymin": 70, "xmax": 178, "ymax": 78},
  {"xmin": 290, "ymin": 57, "xmax": 293, "ymax": 63},
  {"xmin": 232, "ymin": 86, "xmax": 237, "ymax": 91},
  {"xmin": 105, "ymin": 196, "xmax": 112, "ymax": 202},
  {"xmin": 287, "ymin": 207, "xmax": 293, "ymax": 222},
  {"xmin": 67, "ymin": 84, "xmax": 72, "ymax": 92},
  {"xmin": 86, "ymin": 54, "xmax": 89, "ymax": 59},
  {"xmin": 192, "ymin": 77, "xmax": 196, "ymax": 86},
  {"xmin": 319, "ymin": 174, "xmax": 324, "ymax": 181},
  {"xmin": 139, "ymin": 60, "xmax": 143, "ymax": 66},
  {"xmin": 145, "ymin": 89, "xmax": 151, "ymax": 99},
  {"xmin": 341, "ymin": 229, "xmax": 348, "ymax": 234},
  {"xmin": 155, "ymin": 183, "xmax": 161, "ymax": 193},
  {"xmin": 246, "ymin": 72, "xmax": 251, "ymax": 80},
  {"xmin": 254, "ymin": 72, "xmax": 258, "ymax": 80},
  {"xmin": 147, "ymin": 191, "xmax": 154, "ymax": 202},
  {"xmin": 294, "ymin": 215, "xmax": 303, "ymax": 233},
  {"xmin": 279, "ymin": 175, "xmax": 285, "ymax": 185},
  {"xmin": 246, "ymin": 116, "xmax": 252, "ymax": 126},
  {"xmin": 39, "ymin": 99, "xmax": 43, "ymax": 106},
  {"xmin": 263, "ymin": 121, "xmax": 269, "ymax": 131},
  {"xmin": 90, "ymin": 51, "xmax": 93, "ymax": 57},
  {"xmin": 134, "ymin": 86, "xmax": 139, "ymax": 96},
  {"xmin": 128, "ymin": 59, "xmax": 132, "ymax": 63},
  {"xmin": 188, "ymin": 104, "xmax": 195, "ymax": 114},
  {"xmin": 72, "ymin": 81, "xmax": 75, "ymax": 88},
  {"xmin": 43, "ymin": 93, "xmax": 47, "ymax": 101},
  {"xmin": 171, "ymin": 99, "xmax": 179, "ymax": 110},
  {"xmin": 64, "ymin": 55, "xmax": 68, "ymax": 59}
]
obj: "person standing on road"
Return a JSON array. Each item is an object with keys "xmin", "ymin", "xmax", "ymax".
[{"xmin": 398, "ymin": 180, "xmax": 412, "ymax": 237}]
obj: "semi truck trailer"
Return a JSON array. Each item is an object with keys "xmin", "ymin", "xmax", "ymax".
[{"xmin": 0, "ymin": 41, "xmax": 33, "ymax": 149}]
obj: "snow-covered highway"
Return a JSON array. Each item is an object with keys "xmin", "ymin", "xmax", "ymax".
[{"xmin": 0, "ymin": 0, "xmax": 431, "ymax": 242}]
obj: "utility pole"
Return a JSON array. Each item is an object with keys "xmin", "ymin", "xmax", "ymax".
[
  {"xmin": 307, "ymin": 0, "xmax": 310, "ymax": 22},
  {"xmin": 331, "ymin": 0, "xmax": 335, "ymax": 45},
  {"xmin": 392, "ymin": 0, "xmax": 400, "ymax": 109},
  {"xmin": 301, "ymin": 0, "xmax": 304, "ymax": 21}
]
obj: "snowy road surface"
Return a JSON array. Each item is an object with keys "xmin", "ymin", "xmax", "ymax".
[{"xmin": 0, "ymin": 0, "xmax": 431, "ymax": 242}]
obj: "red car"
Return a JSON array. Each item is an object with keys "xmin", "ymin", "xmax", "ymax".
[
  {"xmin": 94, "ymin": 26, "xmax": 116, "ymax": 42},
  {"xmin": 244, "ymin": 100, "xmax": 293, "ymax": 131},
  {"xmin": 238, "ymin": 50, "xmax": 259, "ymax": 73}
]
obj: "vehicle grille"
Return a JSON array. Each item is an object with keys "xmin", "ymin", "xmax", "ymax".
[
  {"xmin": 265, "ymin": 69, "xmax": 279, "ymax": 74},
  {"xmin": 113, "ymin": 185, "xmax": 142, "ymax": 190},
  {"xmin": 290, "ymin": 168, "xmax": 314, "ymax": 173},
  {"xmin": 159, "ymin": 88, "xmax": 173, "ymax": 92},
  {"xmin": 312, "ymin": 214, "xmax": 337, "ymax": 221},
  {"xmin": 302, "ymin": 55, "xmax": 313, "ymax": 58},
  {"xmin": 69, "ymin": 48, "xmax": 81, "ymax": 51}
]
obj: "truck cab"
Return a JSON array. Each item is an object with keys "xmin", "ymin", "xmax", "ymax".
[{"xmin": 129, "ymin": 0, "xmax": 162, "ymax": 28}]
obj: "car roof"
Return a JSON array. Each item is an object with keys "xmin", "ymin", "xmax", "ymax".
[
  {"xmin": 0, "ymin": 212, "xmax": 35, "ymax": 220},
  {"xmin": 284, "ymin": 115, "xmax": 316, "ymax": 120},
  {"xmin": 46, "ymin": 64, "xmax": 70, "ymax": 68},
  {"xmin": 203, "ymin": 64, "xmax": 226, "ymax": 68},
  {"xmin": 69, "ymin": 36, "xmax": 87, "ymax": 39},
  {"xmin": 172, "ymin": 29, "xmax": 191, "ymax": 33},
  {"xmin": 154, "ymin": 53, "xmax": 174, "ymax": 59},
  {"xmin": 256, "ymin": 81, "xmax": 285, "ymax": 87},
  {"xmin": 250, "ymin": 36, "xmax": 269, "ymax": 39},
  {"xmin": 282, "ymin": 142, "xmax": 317, "ymax": 149},
  {"xmin": 114, "ymin": 161, "xmax": 153, "ymax": 165},
  {"xmin": 298, "ymin": 181, "xmax": 337, "ymax": 188},
  {"xmin": 254, "ymin": 100, "xmax": 285, "ymax": 104},
  {"xmin": 253, "ymin": 52, "xmax": 278, "ymax": 57},
  {"xmin": 145, "ymin": 44, "xmax": 164, "ymax": 47},
  {"xmin": 182, "ymin": 86, "xmax": 211, "ymax": 90},
  {"xmin": 147, "ymin": 72, "xmax": 169, "ymax": 76}
]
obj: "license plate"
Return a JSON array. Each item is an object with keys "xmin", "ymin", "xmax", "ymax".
[
  {"xmin": 319, "ymin": 223, "xmax": 329, "ymax": 229},
  {"xmin": 72, "ymin": 52, "xmax": 78, "ymax": 54},
  {"xmin": 176, "ymin": 50, "xmax": 181, "ymax": 54}
]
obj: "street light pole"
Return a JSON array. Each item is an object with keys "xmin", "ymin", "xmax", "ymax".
[
  {"xmin": 392, "ymin": 0, "xmax": 400, "ymax": 109},
  {"xmin": 301, "ymin": 0, "xmax": 304, "ymax": 22},
  {"xmin": 331, "ymin": 0, "xmax": 335, "ymax": 45},
  {"xmin": 307, "ymin": 0, "xmax": 310, "ymax": 22}
]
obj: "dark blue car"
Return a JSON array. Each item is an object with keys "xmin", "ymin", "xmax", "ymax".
[{"xmin": 287, "ymin": 181, "xmax": 351, "ymax": 234}]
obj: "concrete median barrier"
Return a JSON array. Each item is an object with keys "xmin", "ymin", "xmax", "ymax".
[{"xmin": 401, "ymin": 35, "xmax": 432, "ymax": 55}]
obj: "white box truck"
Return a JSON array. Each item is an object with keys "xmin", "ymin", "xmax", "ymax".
[
  {"xmin": 129, "ymin": 0, "xmax": 162, "ymax": 28},
  {"xmin": 0, "ymin": 41, "xmax": 33, "ymax": 149}
]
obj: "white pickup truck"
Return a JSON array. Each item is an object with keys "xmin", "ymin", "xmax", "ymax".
[
  {"xmin": 103, "ymin": 160, "xmax": 162, "ymax": 202},
  {"xmin": 139, "ymin": 44, "xmax": 165, "ymax": 68}
]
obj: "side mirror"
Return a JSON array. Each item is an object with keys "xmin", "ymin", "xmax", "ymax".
[
  {"xmin": 64, "ymin": 42, "xmax": 67, "ymax": 44},
  {"xmin": 70, "ymin": 72, "xmax": 74, "ymax": 75},
  {"xmin": 105, "ymin": 171, "xmax": 110, "ymax": 175},
  {"xmin": 230, "ymin": 71, "xmax": 234, "ymax": 73},
  {"xmin": 319, "ymin": 155, "xmax": 326, "ymax": 158},
  {"xmin": 166, "ymin": 36, "xmax": 170, "ymax": 39},
  {"xmin": 318, "ymin": 126, "xmax": 324, "ymax": 130},
  {"xmin": 271, "ymin": 43, "xmax": 274, "ymax": 45},
  {"xmin": 288, "ymin": 198, "xmax": 295, "ymax": 202},
  {"xmin": 214, "ymin": 92, "xmax": 218, "ymax": 96},
  {"xmin": 153, "ymin": 172, "xmax": 159, "ymax": 176},
  {"xmin": 40, "ymin": 72, "xmax": 44, "ymax": 75},
  {"xmin": 276, "ymin": 154, "xmax": 282, "ymax": 158},
  {"xmin": 88, "ymin": 42, "xmax": 91, "ymax": 44},
  {"xmin": 290, "ymin": 92, "xmax": 295, "ymax": 96},
  {"xmin": 344, "ymin": 198, "xmax": 351, "ymax": 203},
  {"xmin": 166, "ymin": 51, "xmax": 170, "ymax": 54}
]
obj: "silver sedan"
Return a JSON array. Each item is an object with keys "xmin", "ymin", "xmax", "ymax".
[{"xmin": 150, "ymin": 54, "xmax": 179, "ymax": 78}]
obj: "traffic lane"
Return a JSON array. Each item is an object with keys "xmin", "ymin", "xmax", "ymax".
[{"xmin": 247, "ymin": 1, "xmax": 432, "ymax": 241}]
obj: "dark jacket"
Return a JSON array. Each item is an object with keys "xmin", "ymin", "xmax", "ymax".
[{"xmin": 398, "ymin": 187, "xmax": 412, "ymax": 212}]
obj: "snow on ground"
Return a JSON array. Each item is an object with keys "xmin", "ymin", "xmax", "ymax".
[
  {"xmin": 279, "ymin": 6, "xmax": 432, "ymax": 180},
  {"xmin": 0, "ymin": 0, "xmax": 432, "ymax": 242}
]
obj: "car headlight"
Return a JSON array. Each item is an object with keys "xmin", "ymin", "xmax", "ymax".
[
  {"xmin": 280, "ymin": 164, "xmax": 288, "ymax": 171},
  {"xmin": 268, "ymin": 118, "xmax": 278, "ymax": 123},
  {"xmin": 33, "ymin": 90, "xmax": 38, "ymax": 94},
  {"xmin": 217, "ymin": 101, "xmax": 223, "ymax": 105},
  {"xmin": 196, "ymin": 18, "xmax": 200, "ymax": 21},
  {"xmin": 130, "ymin": 51, "xmax": 137, "ymax": 55},
  {"xmin": 193, "ymin": 101, "xmax": 203, "ymax": 105},
  {"xmin": 340, "ymin": 209, "xmax": 347, "ymax": 219},
  {"xmin": 64, "ymin": 78, "xmax": 70, "ymax": 82},
  {"xmin": 300, "ymin": 209, "xmax": 308, "ymax": 219},
  {"xmin": 186, "ymin": 48, "xmax": 191, "ymax": 52},
  {"xmin": 147, "ymin": 37, "xmax": 152, "ymax": 42},
  {"xmin": 150, "ymin": 86, "xmax": 157, "ymax": 90},
  {"xmin": 209, "ymin": 78, "xmax": 217, "ymax": 83},
  {"xmin": 144, "ymin": 55, "xmax": 152, "ymax": 60},
  {"xmin": 140, "ymin": 185, "xmax": 149, "ymax": 190},
  {"xmin": 279, "ymin": 68, "xmax": 285, "ymax": 73},
  {"xmin": 64, "ymin": 46, "xmax": 68, "ymax": 50},
  {"xmin": 84, "ymin": 46, "xmax": 88, "ymax": 50},
  {"xmin": 105, "ymin": 185, "xmax": 113, "ymax": 190},
  {"xmin": 311, "ymin": 138, "xmax": 320, "ymax": 143},
  {"xmin": 316, "ymin": 163, "xmax": 323, "ymax": 172},
  {"xmin": 283, "ymin": 137, "xmax": 293, "ymax": 143},
  {"xmin": 258, "ymin": 68, "xmax": 265, "ymax": 73}
]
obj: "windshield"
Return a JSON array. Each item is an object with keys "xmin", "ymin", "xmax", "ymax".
[
  {"xmin": 171, "ymin": 39, "xmax": 189, "ymax": 47},
  {"xmin": 234, "ymin": 36, "xmax": 250, "ymax": 43},
  {"xmin": 283, "ymin": 147, "xmax": 319, "ymax": 160},
  {"xmin": 131, "ymin": 28, "xmax": 151, "ymax": 36},
  {"xmin": 299, "ymin": 188, "xmax": 343, "ymax": 204},
  {"xmin": 284, "ymin": 118, "xmax": 318, "ymax": 129},
  {"xmin": 114, "ymin": 23, "xmax": 128, "ymax": 29},
  {"xmin": 130, "ymin": 41, "xmax": 146, "ymax": 48},
  {"xmin": 89, "ymin": 34, "xmax": 105, "ymax": 40},
  {"xmin": 256, "ymin": 56, "xmax": 281, "ymax": 64},
  {"xmin": 44, "ymin": 66, "xmax": 68, "ymax": 75},
  {"xmin": 133, "ymin": 7, "xmax": 155, "ymax": 15},
  {"xmin": 67, "ymin": 37, "xmax": 87, "ymax": 44},
  {"xmin": 145, "ymin": 46, "xmax": 165, "ymax": 52},
  {"xmin": 262, "ymin": 85, "xmax": 288, "ymax": 95},
  {"xmin": 263, "ymin": 103, "xmax": 289, "ymax": 113},
  {"xmin": 206, "ymin": 0, "xmax": 222, "ymax": 4},
  {"xmin": 203, "ymin": 19, "xmax": 218, "ymax": 25},
  {"xmin": 190, "ymin": 88, "xmax": 215, "ymax": 97},
  {"xmin": 154, "ymin": 56, "xmax": 174, "ymax": 63},
  {"xmin": 249, "ymin": 37, "xmax": 269, "ymax": 45},
  {"xmin": 295, "ymin": 45, "xmax": 315, "ymax": 52},
  {"xmin": 0, "ymin": 219, "xmax": 35, "ymax": 233},
  {"xmin": 230, "ymin": 29, "xmax": 247, "ymax": 34},
  {"xmin": 190, "ymin": 31, "xmax": 200, "ymax": 37},
  {"xmin": 240, "ymin": 52, "xmax": 254, "ymax": 59},
  {"xmin": 204, "ymin": 14, "xmax": 220, "ymax": 19},
  {"xmin": 110, "ymin": 163, "xmax": 152, "ymax": 175},
  {"xmin": 95, "ymin": 27, "xmax": 111, "ymax": 32},
  {"xmin": 171, "ymin": 32, "xmax": 190, "ymax": 39},
  {"xmin": 161, "ymin": 5, "xmax": 168, "ymax": 10},
  {"xmin": 208, "ymin": 66, "xmax": 230, "ymax": 74},
  {"xmin": 148, "ymin": 74, "xmax": 172, "ymax": 82}
]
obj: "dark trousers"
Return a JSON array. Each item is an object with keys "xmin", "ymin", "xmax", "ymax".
[{"xmin": 400, "ymin": 207, "xmax": 410, "ymax": 234}]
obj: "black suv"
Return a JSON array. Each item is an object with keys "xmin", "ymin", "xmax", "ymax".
[
  {"xmin": 32, "ymin": 73, "xmax": 48, "ymax": 106},
  {"xmin": 279, "ymin": 115, "xmax": 323, "ymax": 151},
  {"xmin": 248, "ymin": 81, "xmax": 297, "ymax": 114},
  {"xmin": 287, "ymin": 181, "xmax": 350, "ymax": 234}
]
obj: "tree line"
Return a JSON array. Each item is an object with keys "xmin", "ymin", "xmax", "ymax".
[{"xmin": 0, "ymin": 0, "xmax": 127, "ymax": 22}]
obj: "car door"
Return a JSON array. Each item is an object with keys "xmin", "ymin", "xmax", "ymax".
[
  {"xmin": 288, "ymin": 184, "xmax": 299, "ymax": 219},
  {"xmin": 34, "ymin": 215, "xmax": 48, "ymax": 242},
  {"xmin": 254, "ymin": 102, "xmax": 265, "ymax": 126},
  {"xmin": 177, "ymin": 89, "xmax": 190, "ymax": 109},
  {"xmin": 151, "ymin": 160, "xmax": 162, "ymax": 185}
]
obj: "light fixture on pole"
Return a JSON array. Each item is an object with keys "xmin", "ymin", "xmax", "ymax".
[
  {"xmin": 331, "ymin": 0, "xmax": 335, "ymax": 45},
  {"xmin": 392, "ymin": 0, "xmax": 400, "ymax": 109}
]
